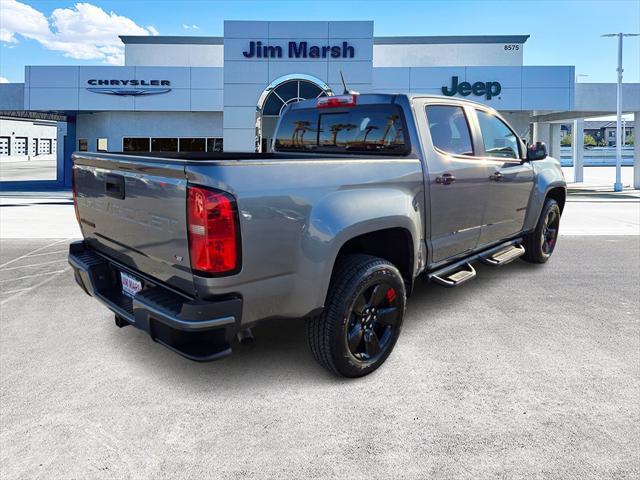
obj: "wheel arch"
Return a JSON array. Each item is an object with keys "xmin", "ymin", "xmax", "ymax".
[
  {"xmin": 329, "ymin": 226, "xmax": 416, "ymax": 298},
  {"xmin": 524, "ymin": 180, "xmax": 567, "ymax": 232},
  {"xmin": 546, "ymin": 186, "xmax": 566, "ymax": 213}
]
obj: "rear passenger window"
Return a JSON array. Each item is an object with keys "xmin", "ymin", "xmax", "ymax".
[
  {"xmin": 476, "ymin": 110, "xmax": 520, "ymax": 159},
  {"xmin": 425, "ymin": 105, "xmax": 474, "ymax": 156},
  {"xmin": 274, "ymin": 105, "xmax": 409, "ymax": 155},
  {"xmin": 318, "ymin": 106, "xmax": 407, "ymax": 154},
  {"xmin": 273, "ymin": 109, "xmax": 318, "ymax": 152}
]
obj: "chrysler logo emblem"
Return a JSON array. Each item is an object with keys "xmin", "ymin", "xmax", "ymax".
[
  {"xmin": 86, "ymin": 79, "xmax": 172, "ymax": 96},
  {"xmin": 87, "ymin": 87, "xmax": 171, "ymax": 96}
]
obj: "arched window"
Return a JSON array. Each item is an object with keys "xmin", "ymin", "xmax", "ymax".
[
  {"xmin": 256, "ymin": 75, "xmax": 332, "ymax": 152},
  {"xmin": 259, "ymin": 78, "xmax": 331, "ymax": 117}
]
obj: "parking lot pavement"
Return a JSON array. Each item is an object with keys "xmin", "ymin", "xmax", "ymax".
[
  {"xmin": 0, "ymin": 236, "xmax": 638, "ymax": 479},
  {"xmin": 0, "ymin": 158, "xmax": 57, "ymax": 182}
]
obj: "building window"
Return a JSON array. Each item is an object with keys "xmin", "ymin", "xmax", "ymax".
[
  {"xmin": 78, "ymin": 139, "xmax": 88, "ymax": 151},
  {"xmin": 151, "ymin": 138, "xmax": 178, "ymax": 152},
  {"xmin": 97, "ymin": 138, "xmax": 108, "ymax": 152},
  {"xmin": 207, "ymin": 138, "xmax": 223, "ymax": 152},
  {"xmin": 179, "ymin": 138, "xmax": 206, "ymax": 152},
  {"xmin": 123, "ymin": 137, "xmax": 151, "ymax": 152},
  {"xmin": 121, "ymin": 137, "xmax": 222, "ymax": 153},
  {"xmin": 608, "ymin": 131, "xmax": 616, "ymax": 138},
  {"xmin": 261, "ymin": 79, "xmax": 328, "ymax": 117}
]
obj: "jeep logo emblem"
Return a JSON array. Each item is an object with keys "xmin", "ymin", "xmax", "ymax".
[{"xmin": 442, "ymin": 76, "xmax": 501, "ymax": 100}]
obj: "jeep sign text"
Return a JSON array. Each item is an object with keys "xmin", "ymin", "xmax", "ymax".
[{"xmin": 442, "ymin": 76, "xmax": 502, "ymax": 100}]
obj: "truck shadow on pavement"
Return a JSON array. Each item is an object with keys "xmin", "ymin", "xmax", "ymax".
[{"xmin": 107, "ymin": 258, "xmax": 545, "ymax": 387}]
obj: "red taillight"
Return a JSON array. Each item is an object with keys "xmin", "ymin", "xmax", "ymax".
[
  {"xmin": 71, "ymin": 165, "xmax": 80, "ymax": 226},
  {"xmin": 316, "ymin": 94, "xmax": 357, "ymax": 108},
  {"xmin": 187, "ymin": 185, "xmax": 240, "ymax": 275}
]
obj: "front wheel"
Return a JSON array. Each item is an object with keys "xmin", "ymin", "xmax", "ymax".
[
  {"xmin": 522, "ymin": 198, "xmax": 561, "ymax": 263},
  {"xmin": 306, "ymin": 254, "xmax": 406, "ymax": 378}
]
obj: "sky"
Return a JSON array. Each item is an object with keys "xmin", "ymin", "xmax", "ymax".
[{"xmin": 0, "ymin": 0, "xmax": 639, "ymax": 85}]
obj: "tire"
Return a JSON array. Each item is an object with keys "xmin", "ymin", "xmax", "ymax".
[
  {"xmin": 522, "ymin": 198, "xmax": 561, "ymax": 263},
  {"xmin": 306, "ymin": 254, "xmax": 406, "ymax": 378}
]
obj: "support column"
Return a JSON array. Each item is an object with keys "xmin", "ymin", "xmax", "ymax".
[
  {"xmin": 62, "ymin": 117, "xmax": 76, "ymax": 188},
  {"xmin": 533, "ymin": 122, "xmax": 551, "ymax": 146},
  {"xmin": 549, "ymin": 124, "xmax": 562, "ymax": 159},
  {"xmin": 634, "ymin": 112, "xmax": 640, "ymax": 190},
  {"xmin": 572, "ymin": 119, "xmax": 585, "ymax": 183}
]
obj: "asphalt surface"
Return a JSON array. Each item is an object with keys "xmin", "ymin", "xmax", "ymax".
[
  {"xmin": 0, "ymin": 236, "xmax": 638, "ymax": 479},
  {"xmin": 0, "ymin": 158, "xmax": 57, "ymax": 182}
]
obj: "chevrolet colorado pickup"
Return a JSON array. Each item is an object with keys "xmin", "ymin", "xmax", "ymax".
[{"xmin": 69, "ymin": 93, "xmax": 566, "ymax": 377}]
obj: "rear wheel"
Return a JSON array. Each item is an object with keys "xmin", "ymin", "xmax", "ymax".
[
  {"xmin": 306, "ymin": 254, "xmax": 406, "ymax": 378},
  {"xmin": 522, "ymin": 198, "xmax": 561, "ymax": 263}
]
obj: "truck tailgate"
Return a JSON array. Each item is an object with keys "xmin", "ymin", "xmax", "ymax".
[{"xmin": 73, "ymin": 153, "xmax": 195, "ymax": 296}]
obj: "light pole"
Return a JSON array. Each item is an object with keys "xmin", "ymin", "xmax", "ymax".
[{"xmin": 601, "ymin": 32, "xmax": 639, "ymax": 192}]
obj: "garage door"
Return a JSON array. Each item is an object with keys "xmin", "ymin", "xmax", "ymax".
[
  {"xmin": 0, "ymin": 137, "xmax": 8, "ymax": 156},
  {"xmin": 38, "ymin": 139, "xmax": 52, "ymax": 155},
  {"xmin": 13, "ymin": 137, "xmax": 27, "ymax": 155}
]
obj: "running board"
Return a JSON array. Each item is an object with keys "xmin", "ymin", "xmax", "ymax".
[
  {"xmin": 430, "ymin": 263, "xmax": 476, "ymax": 288},
  {"xmin": 427, "ymin": 238, "xmax": 523, "ymax": 288},
  {"xmin": 480, "ymin": 244, "xmax": 525, "ymax": 266}
]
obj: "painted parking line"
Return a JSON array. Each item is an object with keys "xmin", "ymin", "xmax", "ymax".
[
  {"xmin": 0, "ymin": 239, "xmax": 68, "ymax": 269},
  {"xmin": 16, "ymin": 249, "xmax": 69, "ymax": 259},
  {"xmin": 0, "ymin": 258, "xmax": 68, "ymax": 272},
  {"xmin": 1, "ymin": 287, "xmax": 35, "ymax": 296},
  {"xmin": 0, "ymin": 269, "xmax": 68, "ymax": 283},
  {"xmin": 0, "ymin": 267, "xmax": 70, "ymax": 306}
]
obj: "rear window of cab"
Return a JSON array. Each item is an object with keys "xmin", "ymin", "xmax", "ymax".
[{"xmin": 274, "ymin": 105, "xmax": 409, "ymax": 155}]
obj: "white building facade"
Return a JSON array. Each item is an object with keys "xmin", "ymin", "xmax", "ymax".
[{"xmin": 1, "ymin": 20, "xmax": 639, "ymax": 188}]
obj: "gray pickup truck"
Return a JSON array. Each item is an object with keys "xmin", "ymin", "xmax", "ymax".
[{"xmin": 69, "ymin": 93, "xmax": 566, "ymax": 377}]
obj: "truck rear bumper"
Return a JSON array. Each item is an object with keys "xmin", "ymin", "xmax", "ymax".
[{"xmin": 68, "ymin": 241, "xmax": 242, "ymax": 362}]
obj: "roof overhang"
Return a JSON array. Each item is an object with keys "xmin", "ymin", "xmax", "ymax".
[{"xmin": 119, "ymin": 34, "xmax": 530, "ymax": 46}]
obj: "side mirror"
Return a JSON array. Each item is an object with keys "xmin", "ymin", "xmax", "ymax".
[{"xmin": 527, "ymin": 141, "xmax": 547, "ymax": 161}]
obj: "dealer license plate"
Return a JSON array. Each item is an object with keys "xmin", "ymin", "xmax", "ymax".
[{"xmin": 120, "ymin": 271, "xmax": 142, "ymax": 297}]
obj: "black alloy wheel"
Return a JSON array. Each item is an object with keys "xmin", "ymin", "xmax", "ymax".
[
  {"xmin": 522, "ymin": 198, "xmax": 561, "ymax": 263},
  {"xmin": 346, "ymin": 282, "xmax": 400, "ymax": 363},
  {"xmin": 541, "ymin": 207, "xmax": 560, "ymax": 255},
  {"xmin": 306, "ymin": 254, "xmax": 406, "ymax": 378}
]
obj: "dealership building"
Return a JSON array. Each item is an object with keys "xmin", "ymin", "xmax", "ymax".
[{"xmin": 0, "ymin": 20, "xmax": 639, "ymax": 189}]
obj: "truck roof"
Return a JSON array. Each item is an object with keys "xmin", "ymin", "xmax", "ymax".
[{"xmin": 286, "ymin": 92, "xmax": 498, "ymax": 114}]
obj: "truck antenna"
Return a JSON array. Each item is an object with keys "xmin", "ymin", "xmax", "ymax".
[
  {"xmin": 339, "ymin": 71, "xmax": 359, "ymax": 96},
  {"xmin": 340, "ymin": 71, "xmax": 349, "ymax": 95}
]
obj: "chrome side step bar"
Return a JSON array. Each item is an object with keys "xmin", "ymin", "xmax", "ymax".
[
  {"xmin": 430, "ymin": 262, "xmax": 476, "ymax": 288},
  {"xmin": 427, "ymin": 238, "xmax": 524, "ymax": 288},
  {"xmin": 480, "ymin": 244, "xmax": 525, "ymax": 266}
]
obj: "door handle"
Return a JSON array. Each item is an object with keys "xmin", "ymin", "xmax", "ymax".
[
  {"xmin": 489, "ymin": 172, "xmax": 504, "ymax": 182},
  {"xmin": 435, "ymin": 173, "xmax": 456, "ymax": 185}
]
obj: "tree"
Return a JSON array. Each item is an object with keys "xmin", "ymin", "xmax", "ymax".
[
  {"xmin": 626, "ymin": 134, "xmax": 634, "ymax": 146},
  {"xmin": 561, "ymin": 133, "xmax": 597, "ymax": 147},
  {"xmin": 583, "ymin": 134, "xmax": 597, "ymax": 146}
]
